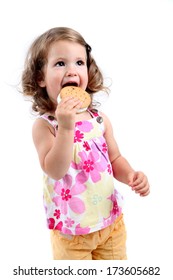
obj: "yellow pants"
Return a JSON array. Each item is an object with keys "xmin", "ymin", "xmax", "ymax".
[{"xmin": 50, "ymin": 214, "xmax": 127, "ymax": 260}]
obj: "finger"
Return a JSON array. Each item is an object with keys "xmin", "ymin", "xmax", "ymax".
[
  {"xmin": 132, "ymin": 177, "xmax": 147, "ymax": 190},
  {"xmin": 58, "ymin": 96, "xmax": 79, "ymax": 106},
  {"xmin": 140, "ymin": 189, "xmax": 150, "ymax": 197},
  {"xmin": 75, "ymin": 101, "xmax": 83, "ymax": 109},
  {"xmin": 135, "ymin": 184, "xmax": 150, "ymax": 195},
  {"xmin": 60, "ymin": 98, "xmax": 82, "ymax": 111},
  {"xmin": 70, "ymin": 100, "xmax": 83, "ymax": 111},
  {"xmin": 134, "ymin": 174, "xmax": 148, "ymax": 187},
  {"xmin": 58, "ymin": 96, "xmax": 73, "ymax": 104},
  {"xmin": 132, "ymin": 177, "xmax": 143, "ymax": 187},
  {"xmin": 128, "ymin": 173, "xmax": 138, "ymax": 186},
  {"xmin": 133, "ymin": 179, "xmax": 147, "ymax": 189},
  {"xmin": 129, "ymin": 171, "xmax": 141, "ymax": 185}
]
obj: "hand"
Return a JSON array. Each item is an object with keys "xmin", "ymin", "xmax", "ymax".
[
  {"xmin": 128, "ymin": 171, "xmax": 150, "ymax": 197},
  {"xmin": 55, "ymin": 97, "xmax": 82, "ymax": 130}
]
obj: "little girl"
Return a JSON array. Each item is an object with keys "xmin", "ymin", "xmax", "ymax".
[{"xmin": 21, "ymin": 27, "xmax": 150, "ymax": 260}]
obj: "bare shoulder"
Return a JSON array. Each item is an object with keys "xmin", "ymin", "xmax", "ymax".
[
  {"xmin": 99, "ymin": 111, "xmax": 113, "ymax": 133},
  {"xmin": 32, "ymin": 117, "xmax": 55, "ymax": 138},
  {"xmin": 32, "ymin": 117, "xmax": 55, "ymax": 152}
]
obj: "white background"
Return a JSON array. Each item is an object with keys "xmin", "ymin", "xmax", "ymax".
[{"xmin": 0, "ymin": 0, "xmax": 173, "ymax": 278}]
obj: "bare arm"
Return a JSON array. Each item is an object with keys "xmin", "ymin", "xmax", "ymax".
[
  {"xmin": 102, "ymin": 112, "xmax": 150, "ymax": 196},
  {"xmin": 32, "ymin": 97, "xmax": 82, "ymax": 180}
]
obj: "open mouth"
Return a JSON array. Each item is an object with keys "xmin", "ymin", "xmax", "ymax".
[{"xmin": 62, "ymin": 82, "xmax": 78, "ymax": 88}]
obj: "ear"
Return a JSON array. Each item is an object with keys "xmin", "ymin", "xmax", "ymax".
[
  {"xmin": 37, "ymin": 80, "xmax": 46, "ymax": 87},
  {"xmin": 36, "ymin": 70, "xmax": 46, "ymax": 87}
]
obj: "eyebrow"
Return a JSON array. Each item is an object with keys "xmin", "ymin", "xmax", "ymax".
[
  {"xmin": 52, "ymin": 56, "xmax": 87, "ymax": 62},
  {"xmin": 56, "ymin": 56, "xmax": 86, "ymax": 59}
]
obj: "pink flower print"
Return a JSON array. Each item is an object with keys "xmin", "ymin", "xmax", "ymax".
[
  {"xmin": 72, "ymin": 149, "xmax": 107, "ymax": 183},
  {"xmin": 54, "ymin": 209, "xmax": 61, "ymax": 219},
  {"xmin": 94, "ymin": 137, "xmax": 109, "ymax": 161},
  {"xmin": 111, "ymin": 200, "xmax": 119, "ymax": 216},
  {"xmin": 109, "ymin": 190, "xmax": 121, "ymax": 217},
  {"xmin": 65, "ymin": 217, "xmax": 75, "ymax": 228},
  {"xmin": 62, "ymin": 228, "xmax": 73, "ymax": 234},
  {"xmin": 86, "ymin": 139, "xmax": 109, "ymax": 167},
  {"xmin": 107, "ymin": 164, "xmax": 112, "ymax": 174},
  {"xmin": 74, "ymin": 130, "xmax": 84, "ymax": 143},
  {"xmin": 102, "ymin": 143, "xmax": 108, "ymax": 153},
  {"xmin": 55, "ymin": 221, "xmax": 63, "ymax": 230},
  {"xmin": 75, "ymin": 224, "xmax": 90, "ymax": 235},
  {"xmin": 83, "ymin": 159, "xmax": 94, "ymax": 172},
  {"xmin": 47, "ymin": 218, "xmax": 63, "ymax": 230},
  {"xmin": 75, "ymin": 121, "xmax": 93, "ymax": 132},
  {"xmin": 76, "ymin": 121, "xmax": 82, "ymax": 126},
  {"xmin": 83, "ymin": 141, "xmax": 91, "ymax": 151},
  {"xmin": 47, "ymin": 218, "xmax": 55, "ymax": 229},
  {"xmin": 52, "ymin": 174, "xmax": 86, "ymax": 215},
  {"xmin": 61, "ymin": 188, "xmax": 71, "ymax": 201}
]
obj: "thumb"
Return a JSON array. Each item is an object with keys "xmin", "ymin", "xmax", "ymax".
[{"xmin": 128, "ymin": 172, "xmax": 137, "ymax": 186}]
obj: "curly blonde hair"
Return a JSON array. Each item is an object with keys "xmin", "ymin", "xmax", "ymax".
[{"xmin": 21, "ymin": 27, "xmax": 109, "ymax": 115}]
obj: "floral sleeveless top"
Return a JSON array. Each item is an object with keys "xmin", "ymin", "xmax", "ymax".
[{"xmin": 40, "ymin": 109, "xmax": 123, "ymax": 235}]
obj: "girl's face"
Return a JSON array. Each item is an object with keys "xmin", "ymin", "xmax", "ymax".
[{"xmin": 39, "ymin": 40, "xmax": 88, "ymax": 105}]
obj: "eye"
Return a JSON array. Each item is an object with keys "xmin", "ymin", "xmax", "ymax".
[
  {"xmin": 55, "ymin": 61, "xmax": 65, "ymax": 67},
  {"xmin": 76, "ymin": 60, "xmax": 85, "ymax": 66}
]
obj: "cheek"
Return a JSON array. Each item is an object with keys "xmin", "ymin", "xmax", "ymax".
[
  {"xmin": 82, "ymin": 69, "xmax": 89, "ymax": 83},
  {"xmin": 46, "ymin": 73, "xmax": 60, "ymax": 86},
  {"xmin": 84, "ymin": 75, "xmax": 89, "ymax": 87}
]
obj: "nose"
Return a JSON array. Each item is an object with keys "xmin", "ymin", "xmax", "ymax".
[{"xmin": 65, "ymin": 65, "xmax": 77, "ymax": 77}]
